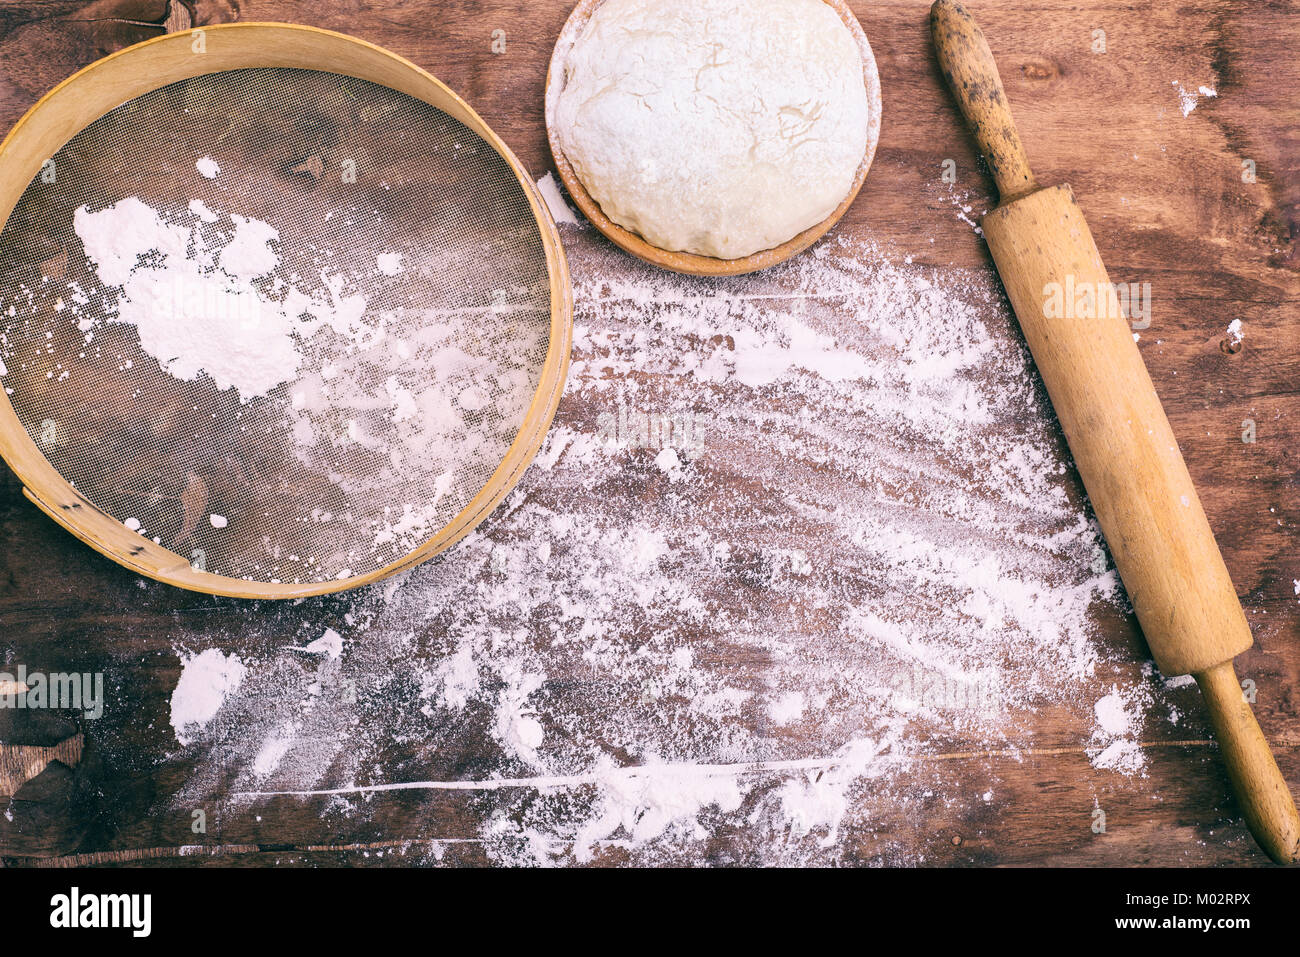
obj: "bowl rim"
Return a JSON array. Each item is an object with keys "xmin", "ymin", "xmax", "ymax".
[{"xmin": 544, "ymin": 0, "xmax": 883, "ymax": 277}]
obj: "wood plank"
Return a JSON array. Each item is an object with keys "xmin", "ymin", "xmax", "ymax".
[{"xmin": 0, "ymin": 0, "xmax": 1296, "ymax": 866}]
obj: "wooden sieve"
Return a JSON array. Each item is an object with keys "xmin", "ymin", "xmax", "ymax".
[
  {"xmin": 545, "ymin": 0, "xmax": 882, "ymax": 277},
  {"xmin": 0, "ymin": 23, "xmax": 572, "ymax": 599}
]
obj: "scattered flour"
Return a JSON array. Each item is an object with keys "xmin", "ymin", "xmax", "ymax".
[
  {"xmin": 219, "ymin": 214, "xmax": 280, "ymax": 280},
  {"xmin": 1087, "ymin": 685, "xmax": 1149, "ymax": 775},
  {"xmin": 169, "ymin": 648, "xmax": 247, "ymax": 746},
  {"xmin": 74, "ymin": 198, "xmax": 188, "ymax": 287},
  {"xmin": 653, "ymin": 445, "xmax": 683, "ymax": 481},
  {"xmin": 73, "ymin": 199, "xmax": 308, "ymax": 400},
  {"xmin": 188, "ymin": 199, "xmax": 218, "ymax": 223},
  {"xmin": 195, "ymin": 156, "xmax": 220, "ymax": 179},
  {"xmin": 149, "ymin": 229, "xmax": 1184, "ymax": 864},
  {"xmin": 1172, "ymin": 80, "xmax": 1216, "ymax": 117},
  {"xmin": 535, "ymin": 172, "xmax": 580, "ymax": 227},
  {"xmin": 295, "ymin": 628, "xmax": 343, "ymax": 659},
  {"xmin": 69, "ymin": 196, "xmax": 425, "ymax": 406},
  {"xmin": 769, "ymin": 691, "xmax": 806, "ymax": 725},
  {"xmin": 1094, "ymin": 689, "xmax": 1134, "ymax": 735},
  {"xmin": 251, "ymin": 729, "xmax": 295, "ymax": 780},
  {"xmin": 421, "ymin": 641, "xmax": 480, "ymax": 713},
  {"xmin": 1225, "ymin": 318, "xmax": 1243, "ymax": 346}
]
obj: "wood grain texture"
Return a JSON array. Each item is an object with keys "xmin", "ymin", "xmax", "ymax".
[{"xmin": 0, "ymin": 0, "xmax": 1297, "ymax": 867}]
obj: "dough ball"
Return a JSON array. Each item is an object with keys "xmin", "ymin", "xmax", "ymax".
[{"xmin": 553, "ymin": 0, "xmax": 870, "ymax": 259}]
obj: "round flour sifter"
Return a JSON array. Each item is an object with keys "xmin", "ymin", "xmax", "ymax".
[{"xmin": 0, "ymin": 24, "xmax": 572, "ymax": 598}]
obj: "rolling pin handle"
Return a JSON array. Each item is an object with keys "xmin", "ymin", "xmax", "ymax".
[
  {"xmin": 929, "ymin": 0, "xmax": 1039, "ymax": 201},
  {"xmin": 1195, "ymin": 661, "xmax": 1300, "ymax": 864}
]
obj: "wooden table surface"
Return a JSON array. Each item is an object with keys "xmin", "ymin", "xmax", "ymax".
[{"xmin": 0, "ymin": 0, "xmax": 1297, "ymax": 867}]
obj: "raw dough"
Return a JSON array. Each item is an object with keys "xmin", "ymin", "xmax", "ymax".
[{"xmin": 552, "ymin": 0, "xmax": 870, "ymax": 259}]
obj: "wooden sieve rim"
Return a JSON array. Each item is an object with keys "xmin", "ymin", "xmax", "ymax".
[
  {"xmin": 544, "ymin": 0, "xmax": 883, "ymax": 277},
  {"xmin": 0, "ymin": 22, "xmax": 573, "ymax": 600}
]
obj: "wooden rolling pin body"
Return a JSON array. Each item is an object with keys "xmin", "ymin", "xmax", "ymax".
[{"xmin": 930, "ymin": 0, "xmax": 1300, "ymax": 863}]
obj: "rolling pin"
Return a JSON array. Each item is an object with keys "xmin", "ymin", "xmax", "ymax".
[{"xmin": 930, "ymin": 0, "xmax": 1300, "ymax": 863}]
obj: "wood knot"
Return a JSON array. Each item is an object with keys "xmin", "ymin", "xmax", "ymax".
[
  {"xmin": 289, "ymin": 155, "xmax": 325, "ymax": 181},
  {"xmin": 1220, "ymin": 321, "xmax": 1244, "ymax": 354},
  {"xmin": 1020, "ymin": 57, "xmax": 1060, "ymax": 82}
]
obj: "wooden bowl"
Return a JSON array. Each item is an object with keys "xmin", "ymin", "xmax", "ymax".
[
  {"xmin": 545, "ymin": 0, "xmax": 882, "ymax": 277},
  {"xmin": 0, "ymin": 23, "xmax": 573, "ymax": 599}
]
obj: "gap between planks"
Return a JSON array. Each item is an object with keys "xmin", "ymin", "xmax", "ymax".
[
  {"xmin": 231, "ymin": 739, "xmax": 1224, "ymax": 798},
  {"xmin": 3, "ymin": 739, "xmax": 1275, "ymax": 866}
]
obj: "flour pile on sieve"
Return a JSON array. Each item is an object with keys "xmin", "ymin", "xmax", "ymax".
[
  {"xmin": 1, "ymin": 184, "xmax": 547, "ymax": 580},
  {"xmin": 153, "ymin": 226, "xmax": 1185, "ymax": 865},
  {"xmin": 71, "ymin": 195, "xmax": 540, "ymax": 467}
]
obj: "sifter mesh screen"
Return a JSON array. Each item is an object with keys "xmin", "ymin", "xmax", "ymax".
[{"xmin": 0, "ymin": 68, "xmax": 552, "ymax": 584}]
